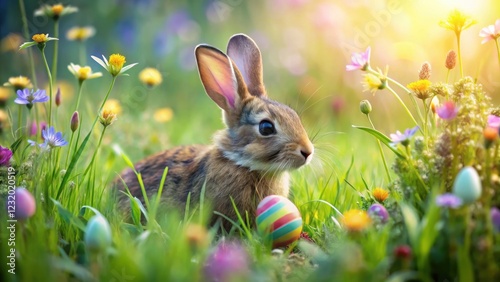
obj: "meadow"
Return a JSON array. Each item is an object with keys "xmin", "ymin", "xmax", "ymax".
[{"xmin": 0, "ymin": 0, "xmax": 499, "ymax": 281}]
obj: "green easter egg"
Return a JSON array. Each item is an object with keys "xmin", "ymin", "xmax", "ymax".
[
  {"xmin": 84, "ymin": 215, "xmax": 112, "ymax": 253},
  {"xmin": 452, "ymin": 166, "xmax": 482, "ymax": 204}
]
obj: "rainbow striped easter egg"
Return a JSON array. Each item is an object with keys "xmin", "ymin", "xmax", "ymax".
[{"xmin": 256, "ymin": 195, "xmax": 302, "ymax": 248}]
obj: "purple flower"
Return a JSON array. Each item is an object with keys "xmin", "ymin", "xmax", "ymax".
[
  {"xmin": 436, "ymin": 193, "xmax": 462, "ymax": 208},
  {"xmin": 0, "ymin": 146, "xmax": 13, "ymax": 166},
  {"xmin": 436, "ymin": 101, "xmax": 458, "ymax": 120},
  {"xmin": 487, "ymin": 114, "xmax": 500, "ymax": 128},
  {"xmin": 41, "ymin": 126, "xmax": 67, "ymax": 148},
  {"xmin": 368, "ymin": 203, "xmax": 389, "ymax": 223},
  {"xmin": 14, "ymin": 89, "xmax": 49, "ymax": 109},
  {"xmin": 6, "ymin": 187, "xmax": 36, "ymax": 219},
  {"xmin": 390, "ymin": 126, "xmax": 419, "ymax": 146},
  {"xmin": 346, "ymin": 47, "xmax": 371, "ymax": 71},
  {"xmin": 204, "ymin": 241, "xmax": 250, "ymax": 282},
  {"xmin": 491, "ymin": 207, "xmax": 500, "ymax": 232}
]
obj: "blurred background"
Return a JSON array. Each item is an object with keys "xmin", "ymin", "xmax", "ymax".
[{"xmin": 1, "ymin": 0, "xmax": 499, "ymax": 175}]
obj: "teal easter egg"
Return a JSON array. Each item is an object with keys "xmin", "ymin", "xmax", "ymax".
[
  {"xmin": 256, "ymin": 195, "xmax": 302, "ymax": 248},
  {"xmin": 84, "ymin": 215, "xmax": 112, "ymax": 253},
  {"xmin": 452, "ymin": 166, "xmax": 482, "ymax": 204}
]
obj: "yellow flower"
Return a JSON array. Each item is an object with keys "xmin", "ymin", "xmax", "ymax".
[
  {"xmin": 0, "ymin": 87, "xmax": 10, "ymax": 101},
  {"xmin": 3, "ymin": 76, "xmax": 32, "ymax": 90},
  {"xmin": 154, "ymin": 108, "xmax": 174, "ymax": 123},
  {"xmin": 342, "ymin": 209, "xmax": 371, "ymax": 232},
  {"xmin": 19, "ymin": 34, "xmax": 58, "ymax": 50},
  {"xmin": 372, "ymin": 188, "xmax": 389, "ymax": 202},
  {"xmin": 362, "ymin": 74, "xmax": 385, "ymax": 95},
  {"xmin": 139, "ymin": 67, "xmax": 163, "ymax": 87},
  {"xmin": 103, "ymin": 99, "xmax": 122, "ymax": 115},
  {"xmin": 99, "ymin": 107, "xmax": 118, "ymax": 127},
  {"xmin": 68, "ymin": 63, "xmax": 102, "ymax": 82},
  {"xmin": 34, "ymin": 4, "xmax": 78, "ymax": 19},
  {"xmin": 407, "ymin": 79, "xmax": 431, "ymax": 100},
  {"xmin": 1, "ymin": 33, "xmax": 24, "ymax": 52},
  {"xmin": 92, "ymin": 54, "xmax": 138, "ymax": 77},
  {"xmin": 185, "ymin": 223, "xmax": 209, "ymax": 249},
  {"xmin": 32, "ymin": 34, "xmax": 48, "ymax": 43},
  {"xmin": 66, "ymin": 26, "xmax": 96, "ymax": 41},
  {"xmin": 0, "ymin": 109, "xmax": 9, "ymax": 128},
  {"xmin": 439, "ymin": 9, "xmax": 476, "ymax": 36}
]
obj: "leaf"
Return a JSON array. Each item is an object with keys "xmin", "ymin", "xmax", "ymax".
[
  {"xmin": 417, "ymin": 202, "xmax": 442, "ymax": 266},
  {"xmin": 51, "ymin": 199, "xmax": 86, "ymax": 231},
  {"xmin": 352, "ymin": 125, "xmax": 406, "ymax": 158},
  {"xmin": 19, "ymin": 41, "xmax": 37, "ymax": 50},
  {"xmin": 9, "ymin": 136, "xmax": 24, "ymax": 155},
  {"xmin": 400, "ymin": 203, "xmax": 419, "ymax": 249},
  {"xmin": 50, "ymin": 256, "xmax": 93, "ymax": 281},
  {"xmin": 457, "ymin": 245, "xmax": 474, "ymax": 282}
]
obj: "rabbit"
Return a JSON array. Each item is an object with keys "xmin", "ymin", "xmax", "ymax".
[{"xmin": 116, "ymin": 33, "xmax": 314, "ymax": 228}]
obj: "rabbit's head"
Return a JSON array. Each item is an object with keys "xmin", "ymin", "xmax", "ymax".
[{"xmin": 195, "ymin": 34, "xmax": 313, "ymax": 172}]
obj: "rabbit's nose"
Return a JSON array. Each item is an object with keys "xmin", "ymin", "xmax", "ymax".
[{"xmin": 300, "ymin": 150, "xmax": 311, "ymax": 159}]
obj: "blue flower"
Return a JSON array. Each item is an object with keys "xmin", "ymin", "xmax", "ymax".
[
  {"xmin": 390, "ymin": 126, "xmax": 419, "ymax": 146},
  {"xmin": 14, "ymin": 89, "xmax": 49, "ymax": 109},
  {"xmin": 40, "ymin": 126, "xmax": 67, "ymax": 148},
  {"xmin": 436, "ymin": 193, "xmax": 462, "ymax": 209}
]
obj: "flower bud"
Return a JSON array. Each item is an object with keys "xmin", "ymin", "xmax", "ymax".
[
  {"xmin": 0, "ymin": 145, "xmax": 13, "ymax": 166},
  {"xmin": 70, "ymin": 111, "xmax": 79, "ymax": 132},
  {"xmin": 359, "ymin": 100, "xmax": 372, "ymax": 115},
  {"xmin": 418, "ymin": 62, "xmax": 431, "ymax": 80},
  {"xmin": 55, "ymin": 87, "xmax": 61, "ymax": 107},
  {"xmin": 84, "ymin": 214, "xmax": 112, "ymax": 253},
  {"xmin": 491, "ymin": 207, "xmax": 500, "ymax": 233},
  {"xmin": 452, "ymin": 166, "xmax": 482, "ymax": 204},
  {"xmin": 445, "ymin": 50, "xmax": 457, "ymax": 70}
]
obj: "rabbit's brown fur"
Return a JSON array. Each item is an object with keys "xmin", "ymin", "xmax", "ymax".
[{"xmin": 115, "ymin": 34, "xmax": 313, "ymax": 228}]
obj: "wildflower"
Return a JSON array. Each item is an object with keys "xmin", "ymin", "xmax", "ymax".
[
  {"xmin": 84, "ymin": 214, "xmax": 112, "ymax": 253},
  {"xmin": 99, "ymin": 108, "xmax": 118, "ymax": 127},
  {"xmin": 368, "ymin": 204, "xmax": 389, "ymax": 224},
  {"xmin": 185, "ymin": 223, "xmax": 209, "ymax": 250},
  {"xmin": 1, "ymin": 33, "xmax": 24, "ymax": 52},
  {"xmin": 14, "ymin": 89, "xmax": 49, "ymax": 110},
  {"xmin": 484, "ymin": 127, "xmax": 499, "ymax": 148},
  {"xmin": 342, "ymin": 209, "xmax": 371, "ymax": 232},
  {"xmin": 346, "ymin": 47, "xmax": 371, "ymax": 71},
  {"xmin": 103, "ymin": 99, "xmax": 123, "ymax": 115},
  {"xmin": 393, "ymin": 245, "xmax": 412, "ymax": 260},
  {"xmin": 91, "ymin": 53, "xmax": 138, "ymax": 77},
  {"xmin": 0, "ymin": 87, "xmax": 10, "ymax": 106},
  {"xmin": 153, "ymin": 108, "xmax": 174, "ymax": 123},
  {"xmin": 70, "ymin": 112, "xmax": 79, "ymax": 132},
  {"xmin": 439, "ymin": 9, "xmax": 476, "ymax": 36},
  {"xmin": 139, "ymin": 67, "xmax": 163, "ymax": 87},
  {"xmin": 67, "ymin": 63, "xmax": 102, "ymax": 82},
  {"xmin": 34, "ymin": 4, "xmax": 78, "ymax": 20},
  {"xmin": 55, "ymin": 88, "xmax": 61, "ymax": 107},
  {"xmin": 372, "ymin": 187, "xmax": 389, "ymax": 202},
  {"xmin": 39, "ymin": 126, "xmax": 68, "ymax": 148},
  {"xmin": 418, "ymin": 62, "xmax": 431, "ymax": 80},
  {"xmin": 204, "ymin": 241, "xmax": 250, "ymax": 282},
  {"xmin": 452, "ymin": 166, "xmax": 482, "ymax": 204},
  {"xmin": 445, "ymin": 50, "xmax": 457, "ymax": 70},
  {"xmin": 66, "ymin": 26, "xmax": 96, "ymax": 41},
  {"xmin": 436, "ymin": 101, "xmax": 458, "ymax": 120},
  {"xmin": 491, "ymin": 207, "xmax": 500, "ymax": 232},
  {"xmin": 19, "ymin": 34, "xmax": 58, "ymax": 50},
  {"xmin": 3, "ymin": 76, "xmax": 32, "ymax": 90},
  {"xmin": 390, "ymin": 126, "xmax": 419, "ymax": 146},
  {"xmin": 430, "ymin": 96, "xmax": 439, "ymax": 114},
  {"xmin": 487, "ymin": 114, "xmax": 500, "ymax": 128},
  {"xmin": 0, "ymin": 110, "xmax": 8, "ymax": 132},
  {"xmin": 435, "ymin": 193, "xmax": 462, "ymax": 208},
  {"xmin": 362, "ymin": 73, "xmax": 386, "ymax": 95},
  {"xmin": 0, "ymin": 146, "xmax": 13, "ymax": 166},
  {"xmin": 479, "ymin": 19, "xmax": 500, "ymax": 44},
  {"xmin": 407, "ymin": 79, "xmax": 431, "ymax": 100},
  {"xmin": 6, "ymin": 188, "xmax": 36, "ymax": 219},
  {"xmin": 359, "ymin": 100, "xmax": 372, "ymax": 115}
]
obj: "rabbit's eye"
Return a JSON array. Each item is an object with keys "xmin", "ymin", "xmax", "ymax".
[{"xmin": 259, "ymin": 120, "xmax": 276, "ymax": 136}]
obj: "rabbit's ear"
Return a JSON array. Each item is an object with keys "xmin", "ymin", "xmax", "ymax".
[
  {"xmin": 227, "ymin": 34, "xmax": 265, "ymax": 97},
  {"xmin": 195, "ymin": 44, "xmax": 248, "ymax": 112}
]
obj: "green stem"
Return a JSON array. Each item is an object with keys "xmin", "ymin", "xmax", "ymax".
[
  {"xmin": 40, "ymin": 47, "xmax": 53, "ymax": 127},
  {"xmin": 52, "ymin": 20, "xmax": 60, "ymax": 84},
  {"xmin": 367, "ymin": 114, "xmax": 392, "ymax": 182},
  {"xmin": 423, "ymin": 99, "xmax": 429, "ymax": 138},
  {"xmin": 456, "ymin": 33, "xmax": 463, "ymax": 78},
  {"xmin": 17, "ymin": 105, "xmax": 23, "ymax": 135},
  {"xmin": 495, "ymin": 38, "xmax": 500, "ymax": 71},
  {"xmin": 74, "ymin": 81, "xmax": 84, "ymax": 113},
  {"xmin": 99, "ymin": 76, "xmax": 117, "ymax": 111},
  {"xmin": 386, "ymin": 85, "xmax": 421, "ymax": 130},
  {"xmin": 83, "ymin": 126, "xmax": 107, "ymax": 179},
  {"xmin": 18, "ymin": 0, "xmax": 38, "ymax": 88},
  {"xmin": 65, "ymin": 131, "xmax": 75, "ymax": 167}
]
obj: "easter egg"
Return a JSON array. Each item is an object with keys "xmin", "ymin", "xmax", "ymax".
[
  {"xmin": 256, "ymin": 195, "xmax": 302, "ymax": 248},
  {"xmin": 452, "ymin": 166, "xmax": 482, "ymax": 204}
]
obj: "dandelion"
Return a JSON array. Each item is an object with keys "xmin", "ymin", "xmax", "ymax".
[
  {"xmin": 34, "ymin": 4, "xmax": 78, "ymax": 20},
  {"xmin": 14, "ymin": 89, "xmax": 49, "ymax": 110},
  {"xmin": 479, "ymin": 19, "xmax": 500, "ymax": 44},
  {"xmin": 3, "ymin": 76, "xmax": 32, "ymax": 90},
  {"xmin": 66, "ymin": 26, "xmax": 96, "ymax": 41},
  {"xmin": 436, "ymin": 101, "xmax": 458, "ymax": 120},
  {"xmin": 342, "ymin": 209, "xmax": 371, "ymax": 232},
  {"xmin": 390, "ymin": 126, "xmax": 419, "ymax": 147},
  {"xmin": 346, "ymin": 47, "xmax": 371, "ymax": 71},
  {"xmin": 92, "ymin": 53, "xmax": 138, "ymax": 77},
  {"xmin": 418, "ymin": 62, "xmax": 431, "ymax": 80},
  {"xmin": 19, "ymin": 34, "xmax": 58, "ymax": 50},
  {"xmin": 372, "ymin": 187, "xmax": 389, "ymax": 202},
  {"xmin": 0, "ymin": 146, "xmax": 13, "ymax": 166},
  {"xmin": 154, "ymin": 108, "xmax": 174, "ymax": 123},
  {"xmin": 139, "ymin": 67, "xmax": 163, "ymax": 87},
  {"xmin": 436, "ymin": 193, "xmax": 462, "ymax": 208},
  {"xmin": 407, "ymin": 79, "xmax": 431, "ymax": 100},
  {"xmin": 68, "ymin": 63, "xmax": 102, "ymax": 82}
]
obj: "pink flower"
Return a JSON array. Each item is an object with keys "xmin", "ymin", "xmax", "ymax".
[
  {"xmin": 479, "ymin": 19, "xmax": 500, "ymax": 44},
  {"xmin": 346, "ymin": 47, "xmax": 371, "ymax": 71},
  {"xmin": 487, "ymin": 114, "xmax": 500, "ymax": 128},
  {"xmin": 436, "ymin": 101, "xmax": 458, "ymax": 120}
]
